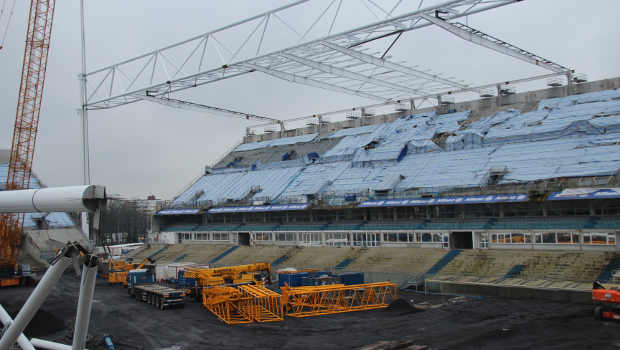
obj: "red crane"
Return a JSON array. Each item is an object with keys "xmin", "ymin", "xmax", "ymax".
[{"xmin": 0, "ymin": 0, "xmax": 56, "ymax": 280}]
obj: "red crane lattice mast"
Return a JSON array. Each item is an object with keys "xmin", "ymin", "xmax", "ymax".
[{"xmin": 0, "ymin": 0, "xmax": 56, "ymax": 269}]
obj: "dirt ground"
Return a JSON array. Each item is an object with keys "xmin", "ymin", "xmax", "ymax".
[{"xmin": 1, "ymin": 273, "xmax": 620, "ymax": 350}]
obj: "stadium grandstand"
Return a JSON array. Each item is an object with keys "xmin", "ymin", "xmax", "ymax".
[
  {"xmin": 0, "ymin": 149, "xmax": 86, "ymax": 267},
  {"xmin": 151, "ymin": 77, "xmax": 620, "ymax": 261}
]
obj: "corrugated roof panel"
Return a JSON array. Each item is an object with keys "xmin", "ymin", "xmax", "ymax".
[
  {"xmin": 326, "ymin": 124, "xmax": 380, "ymax": 138},
  {"xmin": 280, "ymin": 162, "xmax": 350, "ymax": 199},
  {"xmin": 235, "ymin": 133, "xmax": 318, "ymax": 152},
  {"xmin": 538, "ymin": 89, "xmax": 620, "ymax": 110}
]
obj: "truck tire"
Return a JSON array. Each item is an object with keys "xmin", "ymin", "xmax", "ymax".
[
  {"xmin": 159, "ymin": 299, "xmax": 165, "ymax": 310},
  {"xmin": 594, "ymin": 305, "xmax": 603, "ymax": 320}
]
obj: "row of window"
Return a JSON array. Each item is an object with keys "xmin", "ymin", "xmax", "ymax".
[
  {"xmin": 178, "ymin": 231, "xmax": 617, "ymax": 246},
  {"xmin": 181, "ymin": 232, "xmax": 230, "ymax": 241},
  {"xmin": 382, "ymin": 232, "xmax": 447, "ymax": 243},
  {"xmin": 253, "ymin": 232, "xmax": 448, "ymax": 244},
  {"xmin": 487, "ymin": 232, "xmax": 616, "ymax": 245}
]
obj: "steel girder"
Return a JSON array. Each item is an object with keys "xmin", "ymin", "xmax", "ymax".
[
  {"xmin": 281, "ymin": 282, "xmax": 398, "ymax": 318},
  {"xmin": 140, "ymin": 95, "xmax": 281, "ymax": 123},
  {"xmin": 420, "ymin": 14, "xmax": 570, "ymax": 73},
  {"xmin": 238, "ymin": 285, "xmax": 284, "ymax": 322}
]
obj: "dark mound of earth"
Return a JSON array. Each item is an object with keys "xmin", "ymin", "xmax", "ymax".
[
  {"xmin": 1, "ymin": 301, "xmax": 65, "ymax": 338},
  {"xmin": 386, "ymin": 298, "xmax": 419, "ymax": 312}
]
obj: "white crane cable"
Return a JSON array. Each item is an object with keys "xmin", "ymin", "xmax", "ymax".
[
  {"xmin": 0, "ymin": 0, "xmax": 8, "ymax": 23},
  {"xmin": 0, "ymin": 0, "xmax": 17, "ymax": 49}
]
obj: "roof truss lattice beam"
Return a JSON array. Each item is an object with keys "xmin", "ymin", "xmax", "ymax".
[
  {"xmin": 245, "ymin": 62, "xmax": 389, "ymax": 102},
  {"xmin": 84, "ymin": 0, "xmax": 523, "ymax": 110},
  {"xmin": 280, "ymin": 53, "xmax": 424, "ymax": 95},
  {"xmin": 321, "ymin": 41, "xmax": 469, "ymax": 89},
  {"xmin": 420, "ymin": 14, "xmax": 570, "ymax": 73}
]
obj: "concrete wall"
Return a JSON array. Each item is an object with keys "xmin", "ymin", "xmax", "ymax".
[
  {"xmin": 22, "ymin": 227, "xmax": 87, "ymax": 263},
  {"xmin": 243, "ymin": 76, "xmax": 620, "ymax": 143},
  {"xmin": 425, "ymin": 279, "xmax": 592, "ymax": 304}
]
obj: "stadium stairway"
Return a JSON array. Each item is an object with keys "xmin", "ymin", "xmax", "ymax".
[
  {"xmin": 147, "ymin": 245, "xmax": 169, "ymax": 260},
  {"xmin": 174, "ymin": 254, "xmax": 188, "ymax": 262},
  {"xmin": 271, "ymin": 254, "xmax": 290, "ymax": 268},
  {"xmin": 504, "ymin": 264, "xmax": 526, "ymax": 279},
  {"xmin": 209, "ymin": 246, "xmax": 240, "ymax": 265},
  {"xmin": 150, "ymin": 244, "xmax": 187, "ymax": 263},
  {"xmin": 216, "ymin": 246, "xmax": 293, "ymax": 266},
  {"xmin": 271, "ymin": 247, "xmax": 302, "ymax": 268},
  {"xmin": 335, "ymin": 257, "xmax": 355, "ymax": 271},
  {"xmin": 126, "ymin": 244, "xmax": 165, "ymax": 261},
  {"xmin": 596, "ymin": 257, "xmax": 620, "ymax": 282},
  {"xmin": 425, "ymin": 249, "xmax": 462, "ymax": 277}
]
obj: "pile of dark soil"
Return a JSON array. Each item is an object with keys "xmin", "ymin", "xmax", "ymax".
[
  {"xmin": 1, "ymin": 301, "xmax": 65, "ymax": 338},
  {"xmin": 25, "ymin": 309, "xmax": 65, "ymax": 338},
  {"xmin": 386, "ymin": 298, "xmax": 421, "ymax": 313}
]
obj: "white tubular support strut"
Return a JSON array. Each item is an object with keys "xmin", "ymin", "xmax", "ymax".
[
  {"xmin": 71, "ymin": 258, "xmax": 98, "ymax": 350},
  {"xmin": 0, "ymin": 185, "xmax": 106, "ymax": 214},
  {"xmin": 0, "ymin": 254, "xmax": 73, "ymax": 350},
  {"xmin": 31, "ymin": 338, "xmax": 73, "ymax": 350},
  {"xmin": 0, "ymin": 305, "xmax": 35, "ymax": 350}
]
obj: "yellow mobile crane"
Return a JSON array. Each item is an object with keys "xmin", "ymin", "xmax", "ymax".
[{"xmin": 108, "ymin": 257, "xmax": 154, "ymax": 285}]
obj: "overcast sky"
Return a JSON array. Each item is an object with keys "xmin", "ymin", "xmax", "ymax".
[{"xmin": 0, "ymin": 0, "xmax": 619, "ymax": 200}]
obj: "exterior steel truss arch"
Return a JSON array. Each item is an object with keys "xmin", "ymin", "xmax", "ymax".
[{"xmin": 84, "ymin": 0, "xmax": 522, "ymax": 110}]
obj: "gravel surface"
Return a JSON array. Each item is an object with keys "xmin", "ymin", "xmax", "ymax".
[{"xmin": 1, "ymin": 274, "xmax": 620, "ymax": 349}]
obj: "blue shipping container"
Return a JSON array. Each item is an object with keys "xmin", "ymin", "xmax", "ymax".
[
  {"xmin": 279, "ymin": 272, "xmax": 310, "ymax": 287},
  {"xmin": 338, "ymin": 272, "xmax": 364, "ymax": 285}
]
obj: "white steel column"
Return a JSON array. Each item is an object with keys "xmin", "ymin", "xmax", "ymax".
[
  {"xmin": 71, "ymin": 261, "xmax": 98, "ymax": 350},
  {"xmin": 79, "ymin": 0, "xmax": 91, "ymax": 242},
  {"xmin": 0, "ymin": 257, "xmax": 72, "ymax": 349},
  {"xmin": 31, "ymin": 339, "xmax": 72, "ymax": 350},
  {"xmin": 0, "ymin": 305, "xmax": 35, "ymax": 350}
]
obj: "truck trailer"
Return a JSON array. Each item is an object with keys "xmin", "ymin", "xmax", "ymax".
[{"xmin": 128, "ymin": 269, "xmax": 185, "ymax": 310}]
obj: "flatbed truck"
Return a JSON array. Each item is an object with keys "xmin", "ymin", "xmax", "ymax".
[
  {"xmin": 127, "ymin": 269, "xmax": 185, "ymax": 310},
  {"xmin": 132, "ymin": 284, "xmax": 185, "ymax": 310}
]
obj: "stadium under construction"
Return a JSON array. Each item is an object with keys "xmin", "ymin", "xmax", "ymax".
[
  {"xmin": 2, "ymin": 0, "xmax": 620, "ymax": 349},
  {"xmin": 146, "ymin": 76, "xmax": 620, "ymax": 296}
]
